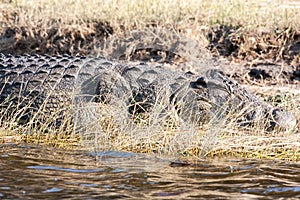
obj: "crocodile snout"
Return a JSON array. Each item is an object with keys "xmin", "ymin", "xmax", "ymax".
[{"xmin": 270, "ymin": 108, "xmax": 297, "ymax": 130}]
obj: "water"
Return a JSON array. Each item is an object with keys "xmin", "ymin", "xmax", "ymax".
[{"xmin": 1, "ymin": 144, "xmax": 300, "ymax": 199}]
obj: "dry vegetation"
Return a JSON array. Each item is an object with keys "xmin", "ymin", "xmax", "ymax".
[{"xmin": 0, "ymin": 0, "xmax": 300, "ymax": 161}]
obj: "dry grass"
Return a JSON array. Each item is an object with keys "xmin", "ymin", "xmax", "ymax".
[
  {"xmin": 3, "ymin": 0, "xmax": 300, "ymax": 29},
  {"xmin": 1, "ymin": 0, "xmax": 300, "ymax": 48},
  {"xmin": 0, "ymin": 88, "xmax": 299, "ymax": 161},
  {"xmin": 72, "ymin": 90, "xmax": 300, "ymax": 161},
  {"xmin": 210, "ymin": 130, "xmax": 300, "ymax": 161},
  {"xmin": 0, "ymin": 0, "xmax": 300, "ymax": 161},
  {"xmin": 1, "ymin": 0, "xmax": 300, "ymax": 62}
]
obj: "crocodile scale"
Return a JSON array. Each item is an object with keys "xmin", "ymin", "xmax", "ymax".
[{"xmin": 0, "ymin": 53, "xmax": 296, "ymax": 131}]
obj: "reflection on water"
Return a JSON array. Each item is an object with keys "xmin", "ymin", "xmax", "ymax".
[{"xmin": 1, "ymin": 144, "xmax": 300, "ymax": 199}]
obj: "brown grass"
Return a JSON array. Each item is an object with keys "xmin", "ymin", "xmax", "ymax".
[
  {"xmin": 1, "ymin": 0, "xmax": 300, "ymax": 64},
  {"xmin": 0, "ymin": 93, "xmax": 299, "ymax": 161},
  {"xmin": 3, "ymin": 0, "xmax": 300, "ymax": 29}
]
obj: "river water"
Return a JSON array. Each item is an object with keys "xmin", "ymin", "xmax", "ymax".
[{"xmin": 1, "ymin": 144, "xmax": 300, "ymax": 199}]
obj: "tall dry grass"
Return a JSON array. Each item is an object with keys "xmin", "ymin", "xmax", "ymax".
[{"xmin": 3, "ymin": 0, "xmax": 300, "ymax": 30}]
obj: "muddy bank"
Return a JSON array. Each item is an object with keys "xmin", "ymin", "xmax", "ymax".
[
  {"xmin": 0, "ymin": 10, "xmax": 300, "ymax": 85},
  {"xmin": 0, "ymin": 21, "xmax": 113, "ymax": 55},
  {"xmin": 207, "ymin": 25, "xmax": 300, "ymax": 84}
]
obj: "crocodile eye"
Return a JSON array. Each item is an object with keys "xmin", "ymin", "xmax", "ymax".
[{"xmin": 190, "ymin": 77, "xmax": 207, "ymax": 89}]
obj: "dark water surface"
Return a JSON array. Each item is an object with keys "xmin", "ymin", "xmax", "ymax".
[{"xmin": 1, "ymin": 144, "xmax": 300, "ymax": 199}]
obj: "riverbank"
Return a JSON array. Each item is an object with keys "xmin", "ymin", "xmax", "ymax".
[{"xmin": 0, "ymin": 0, "xmax": 299, "ymax": 161}]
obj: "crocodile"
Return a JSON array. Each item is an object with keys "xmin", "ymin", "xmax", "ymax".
[{"xmin": 0, "ymin": 53, "xmax": 296, "ymax": 132}]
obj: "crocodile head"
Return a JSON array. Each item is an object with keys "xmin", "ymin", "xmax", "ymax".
[
  {"xmin": 268, "ymin": 108, "xmax": 297, "ymax": 131},
  {"xmin": 189, "ymin": 69, "xmax": 297, "ymax": 131}
]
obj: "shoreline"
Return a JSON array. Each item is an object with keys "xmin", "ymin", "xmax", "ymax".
[{"xmin": 0, "ymin": 0, "xmax": 299, "ymax": 161}]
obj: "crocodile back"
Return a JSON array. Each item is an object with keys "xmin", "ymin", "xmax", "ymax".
[
  {"xmin": 0, "ymin": 54, "xmax": 296, "ymax": 132},
  {"xmin": 0, "ymin": 54, "xmax": 112, "ymax": 126}
]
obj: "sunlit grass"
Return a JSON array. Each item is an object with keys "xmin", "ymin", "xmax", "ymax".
[
  {"xmin": 1, "ymin": 84, "xmax": 298, "ymax": 161},
  {"xmin": 2, "ymin": 0, "xmax": 300, "ymax": 30}
]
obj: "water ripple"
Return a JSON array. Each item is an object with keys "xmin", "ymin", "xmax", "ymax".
[
  {"xmin": 0, "ymin": 144, "xmax": 300, "ymax": 199},
  {"xmin": 27, "ymin": 165, "xmax": 104, "ymax": 173}
]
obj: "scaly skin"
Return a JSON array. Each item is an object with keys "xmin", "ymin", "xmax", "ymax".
[{"xmin": 0, "ymin": 54, "xmax": 296, "ymax": 131}]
